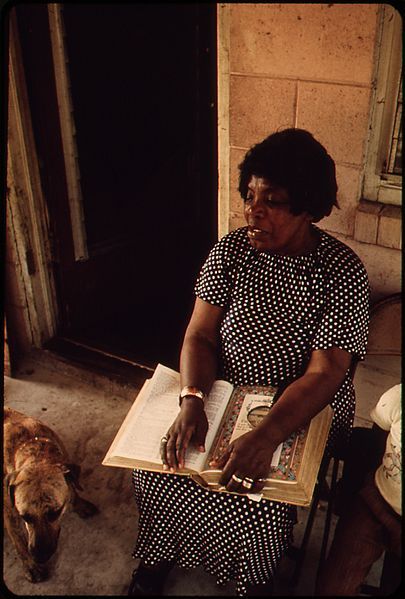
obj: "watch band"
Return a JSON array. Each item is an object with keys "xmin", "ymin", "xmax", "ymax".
[{"xmin": 179, "ymin": 385, "xmax": 206, "ymax": 406}]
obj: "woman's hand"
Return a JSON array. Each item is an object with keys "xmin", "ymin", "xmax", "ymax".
[
  {"xmin": 161, "ymin": 398, "xmax": 209, "ymax": 472},
  {"xmin": 209, "ymin": 428, "xmax": 277, "ymax": 495}
]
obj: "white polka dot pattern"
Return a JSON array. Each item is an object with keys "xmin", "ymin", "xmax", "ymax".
[
  {"xmin": 133, "ymin": 470, "xmax": 294, "ymax": 595},
  {"xmin": 132, "ymin": 225, "xmax": 370, "ymax": 595},
  {"xmin": 195, "ymin": 225, "xmax": 370, "ymax": 447}
]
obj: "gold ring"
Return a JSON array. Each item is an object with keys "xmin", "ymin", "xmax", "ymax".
[
  {"xmin": 231, "ymin": 474, "xmax": 243, "ymax": 484},
  {"xmin": 244, "ymin": 477, "xmax": 254, "ymax": 483},
  {"xmin": 242, "ymin": 479, "xmax": 253, "ymax": 490},
  {"xmin": 160, "ymin": 436, "xmax": 168, "ymax": 444}
]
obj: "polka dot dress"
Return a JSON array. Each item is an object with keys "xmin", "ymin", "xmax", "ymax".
[{"xmin": 132, "ymin": 225, "xmax": 370, "ymax": 595}]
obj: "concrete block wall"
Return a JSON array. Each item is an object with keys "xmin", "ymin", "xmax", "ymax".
[{"xmin": 219, "ymin": 3, "xmax": 401, "ymax": 302}]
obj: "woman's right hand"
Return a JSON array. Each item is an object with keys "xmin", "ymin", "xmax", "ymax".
[{"xmin": 161, "ymin": 398, "xmax": 209, "ymax": 472}]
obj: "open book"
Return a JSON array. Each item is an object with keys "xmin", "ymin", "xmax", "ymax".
[{"xmin": 103, "ymin": 364, "xmax": 333, "ymax": 506}]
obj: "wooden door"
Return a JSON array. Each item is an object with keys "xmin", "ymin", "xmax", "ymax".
[{"xmin": 15, "ymin": 3, "xmax": 217, "ymax": 369}]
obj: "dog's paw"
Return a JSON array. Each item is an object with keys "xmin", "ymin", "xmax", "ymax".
[
  {"xmin": 74, "ymin": 495, "xmax": 99, "ymax": 518},
  {"xmin": 25, "ymin": 562, "xmax": 49, "ymax": 583}
]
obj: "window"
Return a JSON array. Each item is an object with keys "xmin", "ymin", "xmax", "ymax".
[
  {"xmin": 386, "ymin": 73, "xmax": 402, "ymax": 176},
  {"xmin": 363, "ymin": 4, "xmax": 402, "ymax": 206}
]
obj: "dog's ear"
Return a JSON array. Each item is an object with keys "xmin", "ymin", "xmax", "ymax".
[
  {"xmin": 4, "ymin": 471, "xmax": 20, "ymax": 506},
  {"xmin": 61, "ymin": 463, "xmax": 83, "ymax": 491}
]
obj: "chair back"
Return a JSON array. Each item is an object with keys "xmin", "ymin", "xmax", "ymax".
[{"xmin": 367, "ymin": 293, "xmax": 401, "ymax": 356}]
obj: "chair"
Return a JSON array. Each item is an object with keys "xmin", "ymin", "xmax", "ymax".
[
  {"xmin": 356, "ymin": 293, "xmax": 401, "ymax": 596},
  {"xmin": 289, "ymin": 293, "xmax": 402, "ymax": 592}
]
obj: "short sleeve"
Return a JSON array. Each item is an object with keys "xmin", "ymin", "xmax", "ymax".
[
  {"xmin": 311, "ymin": 252, "xmax": 370, "ymax": 360},
  {"xmin": 194, "ymin": 237, "xmax": 233, "ymax": 307}
]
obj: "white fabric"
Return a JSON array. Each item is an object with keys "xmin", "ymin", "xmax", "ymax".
[{"xmin": 370, "ymin": 384, "xmax": 402, "ymax": 515}]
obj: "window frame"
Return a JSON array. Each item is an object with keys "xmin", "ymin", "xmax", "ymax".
[{"xmin": 363, "ymin": 4, "xmax": 402, "ymax": 206}]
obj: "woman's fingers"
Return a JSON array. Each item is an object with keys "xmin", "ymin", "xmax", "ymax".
[
  {"xmin": 164, "ymin": 428, "xmax": 194, "ymax": 471},
  {"xmin": 210, "ymin": 439, "xmax": 269, "ymax": 493},
  {"xmin": 166, "ymin": 434, "xmax": 180, "ymax": 471},
  {"xmin": 162, "ymin": 405, "xmax": 209, "ymax": 472},
  {"xmin": 252, "ymin": 478, "xmax": 267, "ymax": 493},
  {"xmin": 163, "ymin": 431, "xmax": 268, "ymax": 493},
  {"xmin": 225, "ymin": 471, "xmax": 245, "ymax": 493},
  {"xmin": 176, "ymin": 429, "xmax": 193, "ymax": 468},
  {"xmin": 209, "ymin": 446, "xmax": 231, "ymax": 470},
  {"xmin": 223, "ymin": 471, "xmax": 267, "ymax": 494},
  {"xmin": 194, "ymin": 417, "xmax": 208, "ymax": 452},
  {"xmin": 160, "ymin": 435, "xmax": 169, "ymax": 470}
]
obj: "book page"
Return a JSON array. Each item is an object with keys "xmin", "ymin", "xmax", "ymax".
[
  {"xmin": 230, "ymin": 393, "xmax": 282, "ymax": 467},
  {"xmin": 110, "ymin": 364, "xmax": 233, "ymax": 471},
  {"xmin": 198, "ymin": 380, "xmax": 235, "ymax": 468},
  {"xmin": 111, "ymin": 364, "xmax": 180, "ymax": 463}
]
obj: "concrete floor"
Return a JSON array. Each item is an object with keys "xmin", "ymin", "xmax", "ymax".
[{"xmin": 3, "ymin": 348, "xmax": 400, "ymax": 596}]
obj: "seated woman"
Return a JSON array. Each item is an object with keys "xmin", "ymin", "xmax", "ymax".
[{"xmin": 128, "ymin": 128, "xmax": 370, "ymax": 596}]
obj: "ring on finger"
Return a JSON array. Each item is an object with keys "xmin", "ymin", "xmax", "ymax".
[
  {"xmin": 242, "ymin": 479, "xmax": 253, "ymax": 490},
  {"xmin": 231, "ymin": 474, "xmax": 243, "ymax": 484},
  {"xmin": 161, "ymin": 436, "xmax": 169, "ymax": 444},
  {"xmin": 244, "ymin": 477, "xmax": 254, "ymax": 483}
]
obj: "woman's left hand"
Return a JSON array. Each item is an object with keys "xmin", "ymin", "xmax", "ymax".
[{"xmin": 209, "ymin": 428, "xmax": 278, "ymax": 495}]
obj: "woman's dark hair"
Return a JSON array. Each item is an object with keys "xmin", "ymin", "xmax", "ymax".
[{"xmin": 238, "ymin": 128, "xmax": 338, "ymax": 222}]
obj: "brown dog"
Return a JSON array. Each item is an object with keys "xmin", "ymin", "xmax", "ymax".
[{"xmin": 3, "ymin": 407, "xmax": 98, "ymax": 582}]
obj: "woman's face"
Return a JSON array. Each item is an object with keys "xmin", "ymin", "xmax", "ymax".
[{"xmin": 243, "ymin": 175, "xmax": 314, "ymax": 255}]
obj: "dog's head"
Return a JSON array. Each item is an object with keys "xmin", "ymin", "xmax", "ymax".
[{"xmin": 5, "ymin": 463, "xmax": 80, "ymax": 563}]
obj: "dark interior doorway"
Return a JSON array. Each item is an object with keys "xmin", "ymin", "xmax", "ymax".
[{"xmin": 15, "ymin": 3, "xmax": 217, "ymax": 371}]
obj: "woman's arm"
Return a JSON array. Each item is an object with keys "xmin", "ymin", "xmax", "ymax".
[
  {"xmin": 163, "ymin": 298, "xmax": 224, "ymax": 471},
  {"xmin": 179, "ymin": 297, "xmax": 224, "ymax": 393},
  {"xmin": 212, "ymin": 347, "xmax": 352, "ymax": 493},
  {"xmin": 258, "ymin": 348, "xmax": 352, "ymax": 446}
]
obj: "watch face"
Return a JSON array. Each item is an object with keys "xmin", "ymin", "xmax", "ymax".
[{"xmin": 247, "ymin": 405, "xmax": 271, "ymax": 428}]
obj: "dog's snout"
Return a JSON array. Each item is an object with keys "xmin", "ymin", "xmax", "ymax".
[
  {"xmin": 30, "ymin": 541, "xmax": 57, "ymax": 563},
  {"xmin": 29, "ymin": 528, "xmax": 60, "ymax": 563},
  {"xmin": 31, "ymin": 546, "xmax": 55, "ymax": 563}
]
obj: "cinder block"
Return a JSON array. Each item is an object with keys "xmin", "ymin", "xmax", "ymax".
[
  {"xmin": 358, "ymin": 199, "xmax": 385, "ymax": 216},
  {"xmin": 230, "ymin": 75, "xmax": 296, "ymax": 149},
  {"xmin": 377, "ymin": 205, "xmax": 402, "ymax": 249},
  {"xmin": 229, "ymin": 3, "xmax": 378, "ymax": 84},
  {"xmin": 322, "ymin": 164, "xmax": 362, "ymax": 236},
  {"xmin": 229, "ymin": 147, "xmax": 247, "ymax": 214},
  {"xmin": 297, "ymin": 82, "xmax": 372, "ymax": 166},
  {"xmin": 229, "ymin": 211, "xmax": 246, "ymax": 231},
  {"xmin": 354, "ymin": 200, "xmax": 382, "ymax": 244}
]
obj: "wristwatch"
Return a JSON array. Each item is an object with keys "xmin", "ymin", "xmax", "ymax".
[{"xmin": 179, "ymin": 385, "xmax": 206, "ymax": 407}]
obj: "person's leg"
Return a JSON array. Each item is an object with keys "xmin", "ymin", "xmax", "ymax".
[{"xmin": 316, "ymin": 492, "xmax": 385, "ymax": 596}]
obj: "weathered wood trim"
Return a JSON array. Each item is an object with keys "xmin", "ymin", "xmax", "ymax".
[
  {"xmin": 4, "ymin": 319, "xmax": 12, "ymax": 377},
  {"xmin": 362, "ymin": 4, "xmax": 402, "ymax": 205},
  {"xmin": 47, "ymin": 3, "xmax": 88, "ymax": 261},
  {"xmin": 7, "ymin": 11, "xmax": 58, "ymax": 346},
  {"xmin": 217, "ymin": 4, "xmax": 231, "ymax": 239}
]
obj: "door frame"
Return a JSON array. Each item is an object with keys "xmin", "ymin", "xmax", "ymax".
[
  {"xmin": 47, "ymin": 3, "xmax": 89, "ymax": 262},
  {"xmin": 217, "ymin": 3, "xmax": 231, "ymax": 239},
  {"xmin": 6, "ymin": 10, "xmax": 58, "ymax": 350}
]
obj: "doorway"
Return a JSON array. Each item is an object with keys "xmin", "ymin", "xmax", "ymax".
[{"xmin": 14, "ymin": 3, "xmax": 217, "ymax": 370}]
